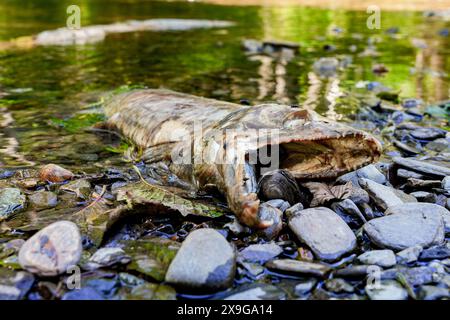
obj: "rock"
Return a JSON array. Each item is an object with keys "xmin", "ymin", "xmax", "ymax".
[
  {"xmin": 165, "ymin": 229, "xmax": 236, "ymax": 290},
  {"xmin": 238, "ymin": 242, "xmax": 283, "ymax": 264},
  {"xmin": 356, "ymin": 165, "xmax": 387, "ymax": 184},
  {"xmin": 410, "ymin": 128, "xmax": 446, "ymax": 140},
  {"xmin": 359, "ymin": 178, "xmax": 407, "ymax": 210},
  {"xmin": 393, "ymin": 157, "xmax": 450, "ymax": 178},
  {"xmin": 285, "ymin": 203, "xmax": 304, "ymax": 219},
  {"xmin": 288, "ymin": 207, "xmax": 356, "ymax": 261},
  {"xmin": 258, "ymin": 169, "xmax": 305, "ymax": 206},
  {"xmin": 0, "ymin": 268, "xmax": 35, "ymax": 300},
  {"xmin": 381, "ymin": 266, "xmax": 435, "ymax": 286},
  {"xmin": 426, "ymin": 138, "xmax": 450, "ymax": 152},
  {"xmin": 410, "ymin": 191, "xmax": 437, "ymax": 203},
  {"xmin": 397, "ymin": 168, "xmax": 425, "ymax": 180},
  {"xmin": 348, "ymin": 187, "xmax": 370, "ymax": 205},
  {"xmin": 331, "ymin": 199, "xmax": 367, "ymax": 227},
  {"xmin": 419, "ymin": 245, "xmax": 450, "ymax": 261},
  {"xmin": 313, "ymin": 57, "xmax": 339, "ymax": 77},
  {"xmin": 357, "ymin": 250, "xmax": 396, "ymax": 268},
  {"xmin": 324, "ymin": 278, "xmax": 354, "ymax": 293},
  {"xmin": 0, "ymin": 188, "xmax": 26, "ymax": 219},
  {"xmin": 28, "ymin": 191, "xmax": 58, "ymax": 209},
  {"xmin": 18, "ymin": 221, "xmax": 82, "ymax": 276},
  {"xmin": 265, "ymin": 259, "xmax": 330, "ymax": 278},
  {"xmin": 418, "ymin": 285, "xmax": 450, "ymax": 300},
  {"xmin": 365, "ymin": 280, "xmax": 408, "ymax": 300},
  {"xmin": 62, "ymin": 287, "xmax": 105, "ymax": 300},
  {"xmin": 38, "ymin": 164, "xmax": 74, "ymax": 183},
  {"xmin": 363, "ymin": 211, "xmax": 444, "ymax": 251},
  {"xmin": 84, "ymin": 247, "xmax": 131, "ymax": 270},
  {"xmin": 385, "ymin": 203, "xmax": 450, "ymax": 233},
  {"xmin": 406, "ymin": 178, "xmax": 442, "ymax": 189},
  {"xmin": 334, "ymin": 265, "xmax": 379, "ymax": 278},
  {"xmin": 442, "ymin": 176, "xmax": 450, "ymax": 191},
  {"xmin": 60, "ymin": 179, "xmax": 91, "ymax": 200},
  {"xmin": 294, "ymin": 279, "xmax": 317, "ymax": 296},
  {"xmin": 396, "ymin": 246, "xmax": 423, "ymax": 264},
  {"xmin": 223, "ymin": 283, "xmax": 286, "ymax": 300},
  {"xmin": 257, "ymin": 203, "xmax": 283, "ymax": 240},
  {"xmin": 265, "ymin": 199, "xmax": 290, "ymax": 213},
  {"xmin": 224, "ymin": 218, "xmax": 249, "ymax": 235},
  {"xmin": 240, "ymin": 262, "xmax": 264, "ymax": 277}
]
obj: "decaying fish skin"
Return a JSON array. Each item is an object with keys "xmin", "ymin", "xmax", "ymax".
[{"xmin": 104, "ymin": 89, "xmax": 382, "ymax": 229}]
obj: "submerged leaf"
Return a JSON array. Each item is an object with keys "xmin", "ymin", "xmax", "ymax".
[
  {"xmin": 303, "ymin": 181, "xmax": 352, "ymax": 207},
  {"xmin": 116, "ymin": 181, "xmax": 225, "ymax": 218}
]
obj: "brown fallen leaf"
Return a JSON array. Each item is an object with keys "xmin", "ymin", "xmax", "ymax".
[{"xmin": 303, "ymin": 181, "xmax": 352, "ymax": 207}]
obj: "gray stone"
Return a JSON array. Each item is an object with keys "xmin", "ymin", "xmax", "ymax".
[
  {"xmin": 385, "ymin": 202, "xmax": 450, "ymax": 233},
  {"xmin": 397, "ymin": 168, "xmax": 425, "ymax": 180},
  {"xmin": 348, "ymin": 187, "xmax": 370, "ymax": 205},
  {"xmin": 418, "ymin": 285, "xmax": 450, "ymax": 300},
  {"xmin": 285, "ymin": 203, "xmax": 304, "ymax": 219},
  {"xmin": 294, "ymin": 279, "xmax": 317, "ymax": 296},
  {"xmin": 18, "ymin": 221, "xmax": 82, "ymax": 277},
  {"xmin": 28, "ymin": 191, "xmax": 58, "ymax": 209},
  {"xmin": 411, "ymin": 128, "xmax": 446, "ymax": 140},
  {"xmin": 0, "ymin": 269, "xmax": 34, "ymax": 300},
  {"xmin": 331, "ymin": 199, "xmax": 367, "ymax": 224},
  {"xmin": 425, "ymin": 138, "xmax": 450, "ymax": 152},
  {"xmin": 359, "ymin": 178, "xmax": 410, "ymax": 210},
  {"xmin": 288, "ymin": 207, "xmax": 356, "ymax": 261},
  {"xmin": 165, "ymin": 229, "xmax": 236, "ymax": 290},
  {"xmin": 357, "ymin": 250, "xmax": 396, "ymax": 268},
  {"xmin": 334, "ymin": 265, "xmax": 380, "ymax": 278},
  {"xmin": 442, "ymin": 176, "xmax": 450, "ymax": 192},
  {"xmin": 363, "ymin": 211, "xmax": 444, "ymax": 251},
  {"xmin": 257, "ymin": 203, "xmax": 283, "ymax": 240},
  {"xmin": 265, "ymin": 259, "xmax": 330, "ymax": 277},
  {"xmin": 0, "ymin": 188, "xmax": 26, "ymax": 219},
  {"xmin": 224, "ymin": 283, "xmax": 286, "ymax": 300},
  {"xmin": 396, "ymin": 246, "xmax": 423, "ymax": 264},
  {"xmin": 410, "ymin": 191, "xmax": 437, "ymax": 203},
  {"xmin": 365, "ymin": 280, "xmax": 408, "ymax": 300},
  {"xmin": 265, "ymin": 199, "xmax": 290, "ymax": 213},
  {"xmin": 324, "ymin": 278, "xmax": 354, "ymax": 293},
  {"xmin": 356, "ymin": 164, "xmax": 387, "ymax": 184},
  {"xmin": 240, "ymin": 262, "xmax": 264, "ymax": 277},
  {"xmin": 381, "ymin": 266, "xmax": 435, "ymax": 286},
  {"xmin": 85, "ymin": 247, "xmax": 131, "ymax": 270},
  {"xmin": 393, "ymin": 157, "xmax": 450, "ymax": 178},
  {"xmin": 419, "ymin": 245, "xmax": 450, "ymax": 261},
  {"xmin": 239, "ymin": 242, "xmax": 283, "ymax": 264}
]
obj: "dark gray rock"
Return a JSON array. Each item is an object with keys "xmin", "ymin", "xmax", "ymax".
[
  {"xmin": 288, "ymin": 207, "xmax": 356, "ymax": 261},
  {"xmin": 165, "ymin": 229, "xmax": 236, "ymax": 290},
  {"xmin": 410, "ymin": 128, "xmax": 447, "ymax": 140},
  {"xmin": 334, "ymin": 265, "xmax": 379, "ymax": 278},
  {"xmin": 265, "ymin": 199, "xmax": 290, "ymax": 213},
  {"xmin": 258, "ymin": 169, "xmax": 304, "ymax": 206},
  {"xmin": 257, "ymin": 203, "xmax": 283, "ymax": 240},
  {"xmin": 331, "ymin": 199, "xmax": 367, "ymax": 227},
  {"xmin": 419, "ymin": 245, "xmax": 450, "ymax": 261},
  {"xmin": 393, "ymin": 157, "xmax": 450, "ymax": 178},
  {"xmin": 265, "ymin": 259, "xmax": 330, "ymax": 277}
]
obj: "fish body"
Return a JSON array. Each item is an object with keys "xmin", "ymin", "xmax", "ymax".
[{"xmin": 105, "ymin": 89, "xmax": 382, "ymax": 228}]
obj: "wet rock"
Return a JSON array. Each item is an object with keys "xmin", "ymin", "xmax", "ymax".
[
  {"xmin": 265, "ymin": 199, "xmax": 290, "ymax": 213},
  {"xmin": 258, "ymin": 169, "xmax": 305, "ymax": 206},
  {"xmin": 442, "ymin": 176, "xmax": 450, "ymax": 192},
  {"xmin": 381, "ymin": 266, "xmax": 435, "ymax": 286},
  {"xmin": 265, "ymin": 259, "xmax": 330, "ymax": 277},
  {"xmin": 357, "ymin": 250, "xmax": 396, "ymax": 268},
  {"xmin": 334, "ymin": 265, "xmax": 378, "ymax": 278},
  {"xmin": 84, "ymin": 247, "xmax": 131, "ymax": 270},
  {"xmin": 313, "ymin": 57, "xmax": 339, "ymax": 77},
  {"xmin": 62, "ymin": 287, "xmax": 105, "ymax": 300},
  {"xmin": 121, "ymin": 283, "xmax": 176, "ymax": 300},
  {"xmin": 257, "ymin": 202, "xmax": 283, "ymax": 240},
  {"xmin": 418, "ymin": 285, "xmax": 450, "ymax": 300},
  {"xmin": 365, "ymin": 280, "xmax": 408, "ymax": 300},
  {"xmin": 285, "ymin": 202, "xmax": 304, "ymax": 219},
  {"xmin": 396, "ymin": 246, "xmax": 423, "ymax": 264},
  {"xmin": 294, "ymin": 279, "xmax": 317, "ymax": 296},
  {"xmin": 288, "ymin": 207, "xmax": 356, "ymax": 261},
  {"xmin": 223, "ymin": 283, "xmax": 286, "ymax": 300},
  {"xmin": 410, "ymin": 128, "xmax": 446, "ymax": 140},
  {"xmin": 410, "ymin": 191, "xmax": 437, "ymax": 203},
  {"xmin": 393, "ymin": 157, "xmax": 450, "ymax": 178},
  {"xmin": 28, "ymin": 191, "xmax": 57, "ymax": 209},
  {"xmin": 397, "ymin": 169, "xmax": 425, "ymax": 179},
  {"xmin": 324, "ymin": 278, "xmax": 354, "ymax": 294},
  {"xmin": 419, "ymin": 245, "xmax": 450, "ymax": 261},
  {"xmin": 363, "ymin": 211, "xmax": 444, "ymax": 251},
  {"xmin": 0, "ymin": 188, "xmax": 26, "ymax": 219},
  {"xmin": 18, "ymin": 221, "xmax": 82, "ymax": 276},
  {"xmin": 60, "ymin": 179, "xmax": 91, "ymax": 200},
  {"xmin": 224, "ymin": 218, "xmax": 249, "ymax": 235},
  {"xmin": 165, "ymin": 229, "xmax": 236, "ymax": 290},
  {"xmin": 38, "ymin": 164, "xmax": 74, "ymax": 183},
  {"xmin": 385, "ymin": 203, "xmax": 450, "ymax": 233},
  {"xmin": 238, "ymin": 242, "xmax": 283, "ymax": 264},
  {"xmin": 0, "ymin": 268, "xmax": 35, "ymax": 300},
  {"xmin": 356, "ymin": 164, "xmax": 387, "ymax": 185},
  {"xmin": 359, "ymin": 178, "xmax": 407, "ymax": 210},
  {"xmin": 331, "ymin": 199, "xmax": 367, "ymax": 227}
]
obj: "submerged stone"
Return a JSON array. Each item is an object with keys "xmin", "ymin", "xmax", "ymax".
[{"xmin": 0, "ymin": 188, "xmax": 26, "ymax": 219}]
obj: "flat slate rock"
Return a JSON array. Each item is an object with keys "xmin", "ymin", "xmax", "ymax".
[
  {"xmin": 288, "ymin": 207, "xmax": 356, "ymax": 261},
  {"xmin": 165, "ymin": 228, "xmax": 236, "ymax": 290},
  {"xmin": 238, "ymin": 242, "xmax": 283, "ymax": 264},
  {"xmin": 363, "ymin": 212, "xmax": 444, "ymax": 251},
  {"xmin": 393, "ymin": 157, "xmax": 450, "ymax": 178},
  {"xmin": 265, "ymin": 259, "xmax": 330, "ymax": 278},
  {"xmin": 385, "ymin": 202, "xmax": 450, "ymax": 233},
  {"xmin": 18, "ymin": 221, "xmax": 82, "ymax": 276},
  {"xmin": 359, "ymin": 178, "xmax": 415, "ymax": 210}
]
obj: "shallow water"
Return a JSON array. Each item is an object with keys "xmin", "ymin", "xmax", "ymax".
[{"xmin": 0, "ymin": 0, "xmax": 449, "ymax": 171}]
